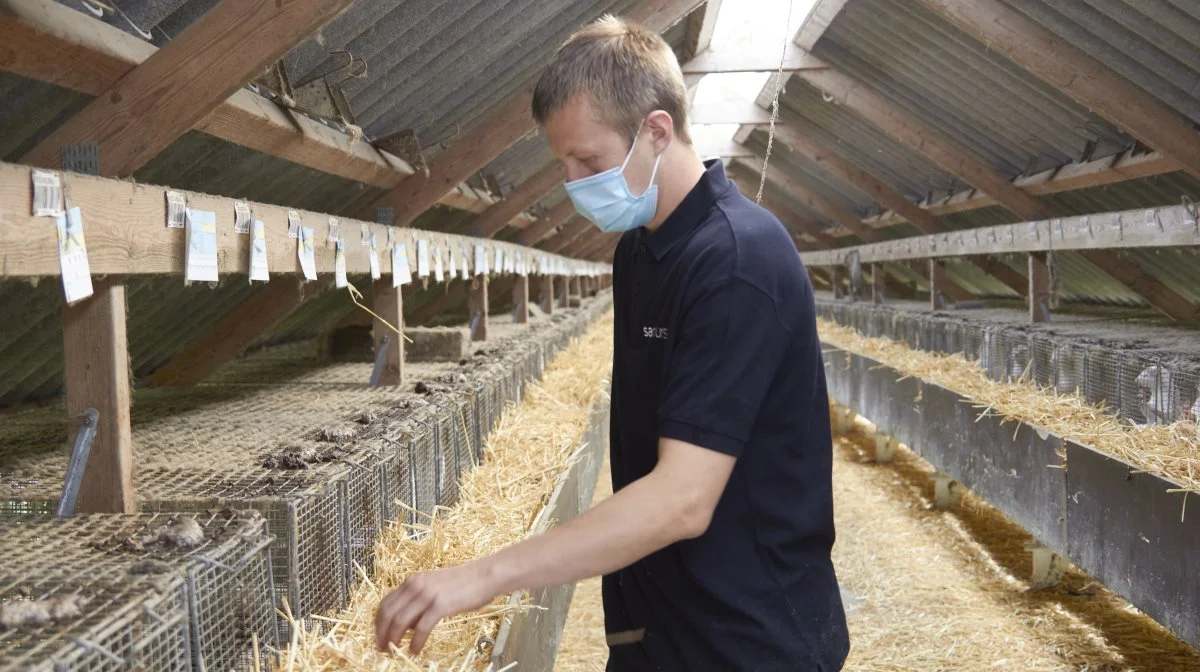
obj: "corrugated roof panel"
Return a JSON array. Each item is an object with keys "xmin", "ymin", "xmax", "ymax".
[
  {"xmin": 743, "ymin": 127, "xmax": 880, "ymax": 218},
  {"xmin": 999, "ymin": 0, "xmax": 1200, "ymax": 127},
  {"xmin": 779, "ymin": 77, "xmax": 961, "ymax": 204},
  {"xmin": 812, "ymin": 0, "xmax": 1135, "ymax": 179}
]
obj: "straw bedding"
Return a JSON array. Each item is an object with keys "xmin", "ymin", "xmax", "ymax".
[
  {"xmin": 271, "ymin": 310, "xmax": 615, "ymax": 671},
  {"xmin": 818, "ymin": 319, "xmax": 1200, "ymax": 494}
]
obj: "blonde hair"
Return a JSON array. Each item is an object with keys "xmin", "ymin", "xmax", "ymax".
[{"xmin": 532, "ymin": 14, "xmax": 692, "ymax": 145}]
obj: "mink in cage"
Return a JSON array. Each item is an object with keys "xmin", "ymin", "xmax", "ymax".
[{"xmin": 1136, "ymin": 364, "xmax": 1182, "ymax": 426}]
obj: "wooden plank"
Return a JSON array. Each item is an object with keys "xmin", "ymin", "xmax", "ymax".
[
  {"xmin": 563, "ymin": 228, "xmax": 604, "ymax": 258},
  {"xmin": 1029, "ymin": 252, "xmax": 1051, "ymax": 323},
  {"xmin": 543, "ymin": 219, "xmax": 592, "ymax": 253},
  {"xmin": 872, "ymin": 263, "xmax": 885, "ymax": 305},
  {"xmin": 19, "ymin": 0, "xmax": 355, "ymax": 176},
  {"xmin": 798, "ymin": 66, "xmax": 1047, "ymax": 221},
  {"xmin": 831, "ymin": 265, "xmax": 846, "ymax": 299},
  {"xmin": 372, "ymin": 279, "xmax": 405, "ymax": 386},
  {"xmin": 467, "ymin": 277, "xmax": 488, "ymax": 342},
  {"xmin": 690, "ymin": 93, "xmax": 773, "ymax": 125},
  {"xmin": 794, "ymin": 0, "xmax": 850, "ymax": 51},
  {"xmin": 148, "ymin": 276, "xmax": 314, "ymax": 386},
  {"xmin": 798, "ymin": 202, "xmax": 1200, "ymax": 266},
  {"xmin": 370, "ymin": 0, "xmax": 703, "ymax": 226},
  {"xmin": 540, "ymin": 275, "xmax": 555, "ymax": 315},
  {"xmin": 748, "ymin": 160, "xmax": 884, "ymax": 242},
  {"xmin": 463, "ymin": 163, "xmax": 565, "ymax": 238},
  {"xmin": 514, "ymin": 275, "xmax": 529, "ymax": 324},
  {"xmin": 929, "ymin": 259, "xmax": 950, "ymax": 310},
  {"xmin": 519, "ymin": 200, "xmax": 578, "ymax": 246},
  {"xmin": 63, "ymin": 276, "xmax": 133, "ymax": 513},
  {"xmin": 768, "ymin": 126, "xmax": 1027, "ymax": 294},
  {"xmin": 0, "ymin": 162, "xmax": 599, "ymax": 278},
  {"xmin": 680, "ymin": 0, "xmax": 721, "ymax": 63},
  {"xmin": 0, "ymin": 0, "xmax": 507, "ymax": 214},
  {"xmin": 917, "ymin": 0, "xmax": 1200, "ymax": 180},
  {"xmin": 1075, "ymin": 250, "xmax": 1200, "ymax": 323}
]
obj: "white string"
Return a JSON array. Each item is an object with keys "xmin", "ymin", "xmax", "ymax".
[{"xmin": 754, "ymin": 1, "xmax": 797, "ymax": 205}]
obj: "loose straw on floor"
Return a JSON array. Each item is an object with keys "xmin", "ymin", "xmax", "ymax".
[
  {"xmin": 272, "ymin": 310, "xmax": 615, "ymax": 671},
  {"xmin": 819, "ymin": 319, "xmax": 1200, "ymax": 496}
]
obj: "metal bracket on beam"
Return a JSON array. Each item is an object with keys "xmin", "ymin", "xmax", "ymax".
[{"xmin": 62, "ymin": 142, "xmax": 100, "ymax": 175}]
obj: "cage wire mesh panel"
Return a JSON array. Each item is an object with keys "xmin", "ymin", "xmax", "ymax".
[
  {"xmin": 0, "ymin": 511, "xmax": 276, "ymax": 672},
  {"xmin": 815, "ymin": 300, "xmax": 1200, "ymax": 427}
]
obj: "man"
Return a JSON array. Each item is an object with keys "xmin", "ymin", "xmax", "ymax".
[{"xmin": 375, "ymin": 14, "xmax": 849, "ymax": 670}]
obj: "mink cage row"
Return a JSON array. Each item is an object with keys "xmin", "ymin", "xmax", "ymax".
[
  {"xmin": 817, "ymin": 302, "xmax": 1200, "ymax": 428},
  {"xmin": 0, "ymin": 299, "xmax": 608, "ymax": 671}
]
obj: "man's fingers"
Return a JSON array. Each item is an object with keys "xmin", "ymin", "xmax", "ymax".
[
  {"xmin": 375, "ymin": 584, "xmax": 413, "ymax": 650},
  {"xmin": 383, "ymin": 589, "xmax": 434, "ymax": 653},
  {"xmin": 409, "ymin": 608, "xmax": 443, "ymax": 656}
]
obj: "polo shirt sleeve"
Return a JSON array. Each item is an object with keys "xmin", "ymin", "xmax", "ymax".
[{"xmin": 657, "ymin": 277, "xmax": 791, "ymax": 458}]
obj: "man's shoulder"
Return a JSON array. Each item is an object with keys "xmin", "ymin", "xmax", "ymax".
[{"xmin": 683, "ymin": 190, "xmax": 806, "ymax": 296}]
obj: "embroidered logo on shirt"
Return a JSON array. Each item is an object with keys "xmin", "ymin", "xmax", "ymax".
[{"xmin": 643, "ymin": 326, "xmax": 669, "ymax": 340}]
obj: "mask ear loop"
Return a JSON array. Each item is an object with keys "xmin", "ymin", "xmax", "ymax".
[{"xmin": 621, "ymin": 117, "xmax": 665, "ymax": 196}]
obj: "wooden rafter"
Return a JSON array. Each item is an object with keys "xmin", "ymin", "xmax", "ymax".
[
  {"xmin": 563, "ymin": 228, "xmax": 605, "ymax": 258},
  {"xmin": 19, "ymin": 0, "xmax": 354, "ymax": 175},
  {"xmin": 459, "ymin": 163, "xmax": 565, "ymax": 238},
  {"xmin": 518, "ymin": 200, "xmax": 578, "ymax": 246},
  {"xmin": 367, "ymin": 0, "xmax": 704, "ymax": 227},
  {"xmin": 741, "ymin": 159, "xmax": 885, "ymax": 242},
  {"xmin": 916, "ymin": 0, "xmax": 1200, "ymax": 181},
  {"xmin": 767, "ymin": 125, "xmax": 1027, "ymax": 295},
  {"xmin": 542, "ymin": 219, "xmax": 593, "ymax": 254},
  {"xmin": 0, "ymin": 0, "xmax": 522, "ymax": 217}
]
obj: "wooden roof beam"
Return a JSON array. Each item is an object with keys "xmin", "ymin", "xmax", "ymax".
[
  {"xmin": 457, "ymin": 162, "xmax": 566, "ymax": 238},
  {"xmin": 542, "ymin": 218, "xmax": 592, "ymax": 253},
  {"xmin": 0, "ymin": 0, "xmax": 525, "ymax": 218},
  {"xmin": 738, "ymin": 158, "xmax": 885, "ymax": 242},
  {"xmin": 916, "ymin": 0, "xmax": 1200, "ymax": 181},
  {"xmin": 518, "ymin": 199, "xmax": 578, "ymax": 246},
  {"xmin": 19, "ymin": 0, "xmax": 354, "ymax": 175},
  {"xmin": 368, "ymin": 0, "xmax": 705, "ymax": 227}
]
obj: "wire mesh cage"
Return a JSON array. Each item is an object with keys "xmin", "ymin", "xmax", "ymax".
[
  {"xmin": 136, "ymin": 469, "xmax": 348, "ymax": 643},
  {"xmin": 0, "ymin": 511, "xmax": 276, "ymax": 672},
  {"xmin": 816, "ymin": 300, "xmax": 1200, "ymax": 428}
]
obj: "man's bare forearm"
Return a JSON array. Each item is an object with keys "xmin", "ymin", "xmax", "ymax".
[{"xmin": 476, "ymin": 469, "xmax": 695, "ymax": 597}]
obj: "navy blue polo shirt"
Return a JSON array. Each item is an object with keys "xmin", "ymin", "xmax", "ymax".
[{"xmin": 603, "ymin": 160, "xmax": 850, "ymax": 671}]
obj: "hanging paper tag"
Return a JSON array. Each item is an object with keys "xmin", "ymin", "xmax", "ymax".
[
  {"xmin": 517, "ymin": 252, "xmax": 527, "ymax": 276},
  {"xmin": 369, "ymin": 234, "xmax": 381, "ymax": 280},
  {"xmin": 448, "ymin": 246, "xmax": 458, "ymax": 277},
  {"xmin": 298, "ymin": 226, "xmax": 317, "ymax": 281},
  {"xmin": 250, "ymin": 219, "xmax": 270, "ymax": 282},
  {"xmin": 233, "ymin": 201, "xmax": 252, "ymax": 234},
  {"xmin": 494, "ymin": 246, "xmax": 503, "ymax": 274},
  {"xmin": 505, "ymin": 250, "xmax": 514, "ymax": 274},
  {"xmin": 460, "ymin": 247, "xmax": 470, "ymax": 280},
  {"xmin": 334, "ymin": 239, "xmax": 348, "ymax": 288},
  {"xmin": 55, "ymin": 207, "xmax": 93, "ymax": 303},
  {"xmin": 417, "ymin": 239, "xmax": 431, "ymax": 278},
  {"xmin": 185, "ymin": 209, "xmax": 219, "ymax": 283},
  {"xmin": 393, "ymin": 244, "xmax": 412, "ymax": 287},
  {"xmin": 387, "ymin": 227, "xmax": 396, "ymax": 250},
  {"xmin": 166, "ymin": 190, "xmax": 187, "ymax": 229},
  {"xmin": 433, "ymin": 246, "xmax": 444, "ymax": 282},
  {"xmin": 361, "ymin": 223, "xmax": 371, "ymax": 246},
  {"xmin": 32, "ymin": 170, "xmax": 64, "ymax": 217},
  {"xmin": 327, "ymin": 217, "xmax": 340, "ymax": 245},
  {"xmin": 287, "ymin": 210, "xmax": 301, "ymax": 238},
  {"xmin": 474, "ymin": 244, "xmax": 488, "ymax": 276}
]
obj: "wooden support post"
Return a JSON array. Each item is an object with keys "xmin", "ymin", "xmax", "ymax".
[
  {"xmin": 930, "ymin": 259, "xmax": 950, "ymax": 310},
  {"xmin": 150, "ymin": 276, "xmax": 312, "ymax": 386},
  {"xmin": 1029, "ymin": 252, "xmax": 1051, "ymax": 323},
  {"xmin": 514, "ymin": 275, "xmax": 529, "ymax": 324},
  {"xmin": 933, "ymin": 471, "xmax": 955, "ymax": 510},
  {"xmin": 556, "ymin": 276, "xmax": 570, "ymax": 308},
  {"xmin": 871, "ymin": 263, "xmax": 886, "ymax": 305},
  {"xmin": 63, "ymin": 276, "xmax": 133, "ymax": 513},
  {"xmin": 874, "ymin": 432, "xmax": 896, "ymax": 464},
  {"xmin": 540, "ymin": 275, "xmax": 555, "ymax": 315},
  {"xmin": 831, "ymin": 266, "xmax": 846, "ymax": 299},
  {"xmin": 468, "ymin": 276, "xmax": 489, "ymax": 342},
  {"xmin": 372, "ymin": 278, "xmax": 404, "ymax": 386}
]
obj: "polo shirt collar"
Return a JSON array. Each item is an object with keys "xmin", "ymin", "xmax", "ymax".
[{"xmin": 638, "ymin": 158, "xmax": 731, "ymax": 260}]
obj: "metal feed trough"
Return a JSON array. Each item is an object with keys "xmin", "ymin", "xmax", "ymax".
[{"xmin": 0, "ymin": 511, "xmax": 275, "ymax": 672}]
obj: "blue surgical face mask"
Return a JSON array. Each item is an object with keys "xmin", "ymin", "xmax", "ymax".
[{"xmin": 564, "ymin": 124, "xmax": 663, "ymax": 234}]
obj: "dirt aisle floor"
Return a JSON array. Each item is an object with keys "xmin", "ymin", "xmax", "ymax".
[{"xmin": 555, "ymin": 426, "xmax": 1200, "ymax": 671}]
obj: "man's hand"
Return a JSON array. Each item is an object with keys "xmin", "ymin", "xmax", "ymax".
[{"xmin": 374, "ymin": 561, "xmax": 498, "ymax": 655}]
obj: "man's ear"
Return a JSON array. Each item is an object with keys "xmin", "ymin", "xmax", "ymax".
[{"xmin": 645, "ymin": 110, "xmax": 674, "ymax": 154}]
